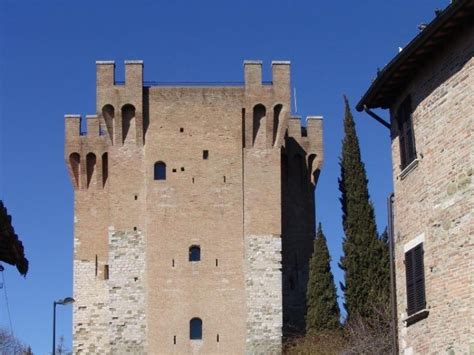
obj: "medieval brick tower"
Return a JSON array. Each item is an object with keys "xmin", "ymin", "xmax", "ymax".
[{"xmin": 65, "ymin": 60, "xmax": 323, "ymax": 354}]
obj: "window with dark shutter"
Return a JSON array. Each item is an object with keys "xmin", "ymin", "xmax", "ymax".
[
  {"xmin": 397, "ymin": 96, "xmax": 417, "ymax": 170},
  {"xmin": 405, "ymin": 243, "xmax": 426, "ymax": 316}
]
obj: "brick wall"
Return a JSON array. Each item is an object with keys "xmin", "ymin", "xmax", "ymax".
[
  {"xmin": 390, "ymin": 24, "xmax": 473, "ymax": 354},
  {"xmin": 65, "ymin": 60, "xmax": 323, "ymax": 354}
]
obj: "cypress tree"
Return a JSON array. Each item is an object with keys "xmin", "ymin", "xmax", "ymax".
[
  {"xmin": 338, "ymin": 96, "xmax": 389, "ymax": 319},
  {"xmin": 371, "ymin": 228, "xmax": 391, "ymax": 308},
  {"xmin": 306, "ymin": 223, "xmax": 340, "ymax": 333}
]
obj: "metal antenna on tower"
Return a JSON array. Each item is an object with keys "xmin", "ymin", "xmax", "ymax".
[{"xmin": 293, "ymin": 87, "xmax": 298, "ymax": 114}]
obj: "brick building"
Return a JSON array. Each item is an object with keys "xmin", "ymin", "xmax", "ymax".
[
  {"xmin": 65, "ymin": 60, "xmax": 323, "ymax": 353},
  {"xmin": 357, "ymin": 1, "xmax": 473, "ymax": 353}
]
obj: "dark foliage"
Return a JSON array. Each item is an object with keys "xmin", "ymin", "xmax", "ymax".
[
  {"xmin": 306, "ymin": 223, "xmax": 340, "ymax": 333},
  {"xmin": 0, "ymin": 328, "xmax": 30, "ymax": 354},
  {"xmin": 338, "ymin": 96, "xmax": 389, "ymax": 319}
]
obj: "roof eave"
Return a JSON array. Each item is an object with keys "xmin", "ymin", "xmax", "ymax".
[{"xmin": 356, "ymin": 0, "xmax": 470, "ymax": 112}]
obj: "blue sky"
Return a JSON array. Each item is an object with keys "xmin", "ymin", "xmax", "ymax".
[{"xmin": 0, "ymin": 0, "xmax": 448, "ymax": 353}]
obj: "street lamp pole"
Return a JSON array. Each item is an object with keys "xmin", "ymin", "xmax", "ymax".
[
  {"xmin": 52, "ymin": 301, "xmax": 56, "ymax": 355},
  {"xmin": 52, "ymin": 297, "xmax": 74, "ymax": 355}
]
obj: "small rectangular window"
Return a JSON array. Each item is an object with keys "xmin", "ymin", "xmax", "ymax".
[
  {"xmin": 203, "ymin": 150, "xmax": 209, "ymax": 160},
  {"xmin": 180, "ymin": 128, "xmax": 184, "ymax": 132},
  {"xmin": 189, "ymin": 246, "xmax": 201, "ymax": 262},
  {"xmin": 190, "ymin": 318, "xmax": 202, "ymax": 339},
  {"xmin": 397, "ymin": 96, "xmax": 417, "ymax": 170},
  {"xmin": 154, "ymin": 162, "xmax": 166, "ymax": 180},
  {"xmin": 405, "ymin": 243, "xmax": 426, "ymax": 316}
]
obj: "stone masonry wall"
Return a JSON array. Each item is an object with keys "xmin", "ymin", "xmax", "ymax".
[
  {"xmin": 245, "ymin": 234, "xmax": 282, "ymax": 354},
  {"xmin": 73, "ymin": 259, "xmax": 109, "ymax": 354},
  {"xmin": 390, "ymin": 24, "xmax": 473, "ymax": 354},
  {"xmin": 108, "ymin": 229, "xmax": 147, "ymax": 353}
]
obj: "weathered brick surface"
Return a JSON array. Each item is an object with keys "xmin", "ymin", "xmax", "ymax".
[
  {"xmin": 389, "ymin": 25, "xmax": 473, "ymax": 354},
  {"xmin": 65, "ymin": 60, "xmax": 323, "ymax": 354}
]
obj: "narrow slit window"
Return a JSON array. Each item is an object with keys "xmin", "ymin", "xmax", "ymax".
[
  {"xmin": 217, "ymin": 334, "xmax": 219, "ymax": 342},
  {"xmin": 216, "ymin": 259, "xmax": 218, "ymax": 267},
  {"xmin": 172, "ymin": 259, "xmax": 175, "ymax": 267},
  {"xmin": 95, "ymin": 255, "xmax": 98, "ymax": 276},
  {"xmin": 104, "ymin": 265, "xmax": 109, "ymax": 280},
  {"xmin": 203, "ymin": 150, "xmax": 209, "ymax": 160},
  {"xmin": 173, "ymin": 335, "xmax": 176, "ymax": 344}
]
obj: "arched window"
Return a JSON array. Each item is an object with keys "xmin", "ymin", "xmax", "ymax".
[
  {"xmin": 102, "ymin": 105, "xmax": 114, "ymax": 143},
  {"xmin": 189, "ymin": 245, "xmax": 200, "ymax": 262},
  {"xmin": 122, "ymin": 104, "xmax": 136, "ymax": 143},
  {"xmin": 308, "ymin": 153, "xmax": 317, "ymax": 184},
  {"xmin": 190, "ymin": 318, "xmax": 202, "ymax": 340},
  {"xmin": 69, "ymin": 153, "xmax": 80, "ymax": 188},
  {"xmin": 86, "ymin": 153, "xmax": 96, "ymax": 188},
  {"xmin": 253, "ymin": 104, "xmax": 266, "ymax": 145},
  {"xmin": 154, "ymin": 162, "xmax": 166, "ymax": 180},
  {"xmin": 273, "ymin": 104, "xmax": 283, "ymax": 145}
]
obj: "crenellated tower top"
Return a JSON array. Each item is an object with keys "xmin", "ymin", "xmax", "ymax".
[{"xmin": 64, "ymin": 60, "xmax": 323, "ymax": 190}]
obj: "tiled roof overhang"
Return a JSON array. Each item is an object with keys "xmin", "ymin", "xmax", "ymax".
[
  {"xmin": 356, "ymin": 0, "xmax": 474, "ymax": 112},
  {"xmin": 0, "ymin": 201, "xmax": 28, "ymax": 276}
]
